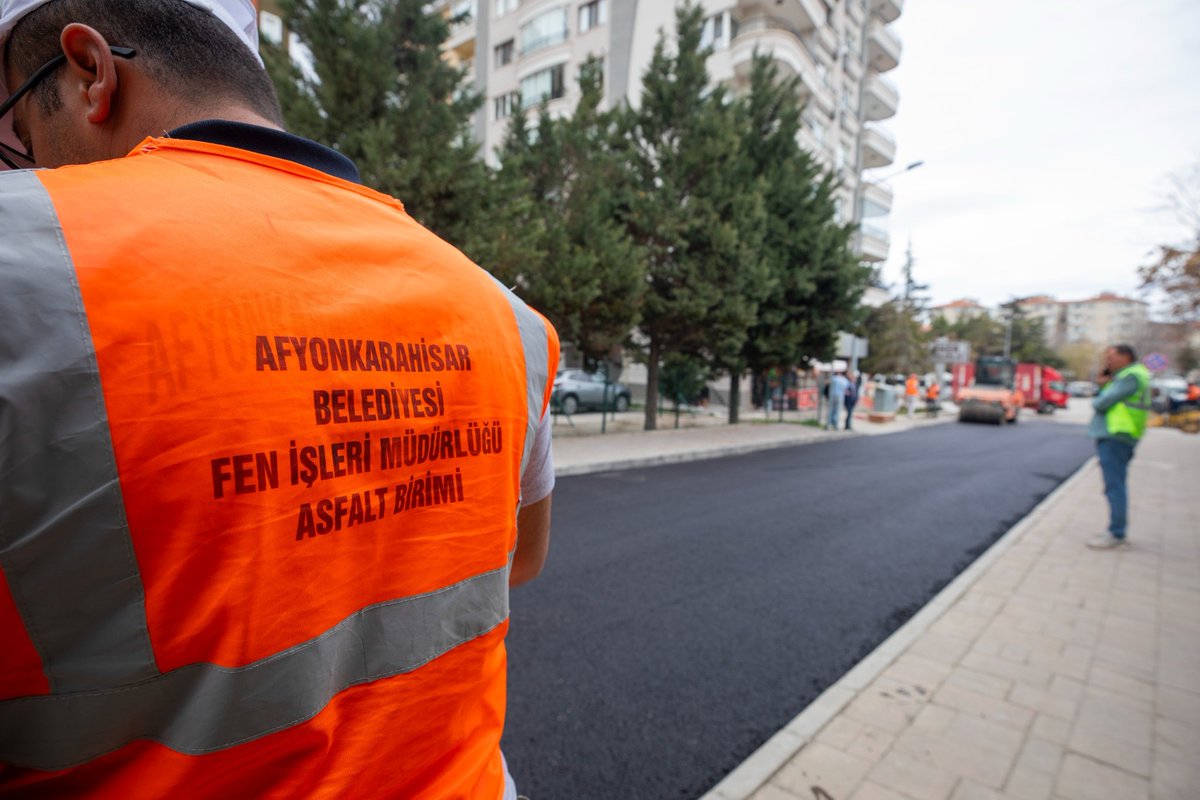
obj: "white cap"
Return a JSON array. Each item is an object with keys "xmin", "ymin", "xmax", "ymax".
[{"xmin": 0, "ymin": 0, "xmax": 262, "ymax": 159}]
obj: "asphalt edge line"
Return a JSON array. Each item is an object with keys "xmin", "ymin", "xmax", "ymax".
[{"xmin": 697, "ymin": 454, "xmax": 1099, "ymax": 800}]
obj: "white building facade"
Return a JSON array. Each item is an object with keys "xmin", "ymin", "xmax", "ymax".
[{"xmin": 430, "ymin": 0, "xmax": 904, "ymax": 265}]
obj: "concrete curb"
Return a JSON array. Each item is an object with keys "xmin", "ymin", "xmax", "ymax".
[
  {"xmin": 554, "ymin": 431, "xmax": 844, "ymax": 477},
  {"xmin": 555, "ymin": 416, "xmax": 956, "ymax": 478},
  {"xmin": 697, "ymin": 455, "xmax": 1100, "ymax": 800}
]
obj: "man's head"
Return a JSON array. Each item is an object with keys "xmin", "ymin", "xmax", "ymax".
[
  {"xmin": 1105, "ymin": 344, "xmax": 1137, "ymax": 372},
  {"xmin": 1, "ymin": 0, "xmax": 281, "ymax": 168}
]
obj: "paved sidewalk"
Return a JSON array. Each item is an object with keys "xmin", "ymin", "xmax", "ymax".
[
  {"xmin": 552, "ymin": 408, "xmax": 951, "ymax": 476},
  {"xmin": 701, "ymin": 429, "xmax": 1200, "ymax": 800}
]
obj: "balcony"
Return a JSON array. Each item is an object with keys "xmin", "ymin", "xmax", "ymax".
[
  {"xmin": 444, "ymin": 0, "xmax": 476, "ymax": 56},
  {"xmin": 870, "ymin": 0, "xmax": 903, "ymax": 24},
  {"xmin": 729, "ymin": 17, "xmax": 833, "ymax": 115},
  {"xmin": 858, "ymin": 224, "xmax": 890, "ymax": 263},
  {"xmin": 861, "ymin": 181, "xmax": 894, "ymax": 214},
  {"xmin": 861, "ymin": 124, "xmax": 896, "ymax": 168},
  {"xmin": 736, "ymin": 0, "xmax": 826, "ymax": 32},
  {"xmin": 866, "ymin": 20, "xmax": 901, "ymax": 72},
  {"xmin": 863, "ymin": 74, "xmax": 898, "ymax": 120}
]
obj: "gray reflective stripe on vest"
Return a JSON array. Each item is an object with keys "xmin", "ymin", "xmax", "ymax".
[
  {"xmin": 488, "ymin": 278, "xmax": 552, "ymax": 479},
  {"xmin": 0, "ymin": 562, "xmax": 510, "ymax": 770},
  {"xmin": 0, "ymin": 170, "xmax": 158, "ymax": 693}
]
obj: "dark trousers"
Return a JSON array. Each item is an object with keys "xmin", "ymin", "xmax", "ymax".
[
  {"xmin": 1096, "ymin": 438, "xmax": 1134, "ymax": 538},
  {"xmin": 844, "ymin": 399, "xmax": 858, "ymax": 429}
]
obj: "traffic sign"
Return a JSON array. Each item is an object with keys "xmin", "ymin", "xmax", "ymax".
[
  {"xmin": 930, "ymin": 338, "xmax": 971, "ymax": 364},
  {"xmin": 1144, "ymin": 352, "xmax": 1168, "ymax": 372}
]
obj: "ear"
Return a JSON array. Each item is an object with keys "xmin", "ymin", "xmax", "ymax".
[{"xmin": 58, "ymin": 23, "xmax": 118, "ymax": 125}]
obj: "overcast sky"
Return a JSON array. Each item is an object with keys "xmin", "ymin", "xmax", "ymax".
[{"xmin": 874, "ymin": 0, "xmax": 1200, "ymax": 312}]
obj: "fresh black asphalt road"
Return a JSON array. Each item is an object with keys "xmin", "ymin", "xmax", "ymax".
[{"xmin": 502, "ymin": 419, "xmax": 1094, "ymax": 800}]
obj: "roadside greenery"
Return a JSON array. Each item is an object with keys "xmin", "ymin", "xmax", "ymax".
[{"xmin": 268, "ymin": 0, "xmax": 866, "ymax": 430}]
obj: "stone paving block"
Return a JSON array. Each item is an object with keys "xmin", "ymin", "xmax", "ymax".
[
  {"xmin": 1067, "ymin": 726, "xmax": 1152, "ymax": 778},
  {"xmin": 933, "ymin": 683, "xmax": 1035, "ymax": 732},
  {"xmin": 1008, "ymin": 684, "xmax": 1078, "ymax": 721},
  {"xmin": 1055, "ymin": 753, "xmax": 1149, "ymax": 800},
  {"xmin": 907, "ymin": 632, "xmax": 973, "ymax": 668},
  {"xmin": 1003, "ymin": 765, "xmax": 1054, "ymax": 800},
  {"xmin": 960, "ymin": 651, "xmax": 1054, "ymax": 689},
  {"xmin": 892, "ymin": 726, "xmax": 1016, "ymax": 789},
  {"xmin": 867, "ymin": 749, "xmax": 959, "ymax": 800},
  {"xmin": 1015, "ymin": 737, "xmax": 1064, "ymax": 776},
  {"xmin": 843, "ymin": 690, "xmax": 917, "ymax": 735},
  {"xmin": 942, "ymin": 713, "xmax": 1025, "ymax": 759},
  {"xmin": 1073, "ymin": 691, "xmax": 1154, "ymax": 747},
  {"xmin": 1152, "ymin": 751, "xmax": 1200, "ymax": 800},
  {"xmin": 911, "ymin": 703, "xmax": 956, "ymax": 733},
  {"xmin": 1155, "ymin": 715, "xmax": 1200, "ymax": 762},
  {"xmin": 849, "ymin": 781, "xmax": 912, "ymax": 800},
  {"xmin": 817, "ymin": 716, "xmax": 865, "ymax": 751},
  {"xmin": 771, "ymin": 743, "xmax": 872, "ymax": 800},
  {"xmin": 943, "ymin": 667, "xmax": 1012, "ymax": 699},
  {"xmin": 844, "ymin": 725, "xmax": 895, "ymax": 763},
  {"xmin": 1087, "ymin": 663, "xmax": 1155, "ymax": 705},
  {"xmin": 1155, "ymin": 685, "xmax": 1200, "ymax": 725},
  {"xmin": 883, "ymin": 654, "xmax": 954, "ymax": 693}
]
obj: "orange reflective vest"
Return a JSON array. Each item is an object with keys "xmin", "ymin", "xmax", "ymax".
[
  {"xmin": 905, "ymin": 376, "xmax": 919, "ymax": 396},
  {"xmin": 0, "ymin": 138, "xmax": 558, "ymax": 798}
]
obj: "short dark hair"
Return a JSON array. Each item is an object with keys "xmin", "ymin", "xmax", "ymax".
[
  {"xmin": 6, "ymin": 0, "xmax": 281, "ymax": 124},
  {"xmin": 1111, "ymin": 344, "xmax": 1137, "ymax": 362}
]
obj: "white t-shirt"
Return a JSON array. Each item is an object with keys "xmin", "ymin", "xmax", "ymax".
[{"xmin": 519, "ymin": 411, "xmax": 554, "ymax": 505}]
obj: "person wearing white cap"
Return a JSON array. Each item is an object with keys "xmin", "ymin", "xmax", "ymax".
[{"xmin": 0, "ymin": 2, "xmax": 556, "ymax": 799}]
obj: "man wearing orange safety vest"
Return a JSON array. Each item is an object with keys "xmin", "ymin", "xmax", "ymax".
[
  {"xmin": 0, "ymin": 1, "xmax": 558, "ymax": 797},
  {"xmin": 904, "ymin": 373, "xmax": 920, "ymax": 418}
]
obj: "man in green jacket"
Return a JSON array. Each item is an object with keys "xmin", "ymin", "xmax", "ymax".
[{"xmin": 1087, "ymin": 344, "xmax": 1151, "ymax": 549}]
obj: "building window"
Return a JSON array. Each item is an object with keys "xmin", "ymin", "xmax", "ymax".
[
  {"xmin": 496, "ymin": 0, "xmax": 518, "ymax": 16},
  {"xmin": 578, "ymin": 0, "xmax": 606, "ymax": 33},
  {"xmin": 259, "ymin": 10, "xmax": 283, "ymax": 45},
  {"xmin": 494, "ymin": 91, "xmax": 520, "ymax": 119},
  {"xmin": 494, "ymin": 38, "xmax": 515, "ymax": 66},
  {"xmin": 700, "ymin": 11, "xmax": 729, "ymax": 50},
  {"xmin": 521, "ymin": 7, "xmax": 568, "ymax": 54},
  {"xmin": 520, "ymin": 63, "xmax": 566, "ymax": 107}
]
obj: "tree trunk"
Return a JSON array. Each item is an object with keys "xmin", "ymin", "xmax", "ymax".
[
  {"xmin": 728, "ymin": 370, "xmax": 741, "ymax": 424},
  {"xmin": 643, "ymin": 341, "xmax": 660, "ymax": 431}
]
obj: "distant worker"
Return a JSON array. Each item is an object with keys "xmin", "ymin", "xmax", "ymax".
[
  {"xmin": 0, "ymin": 1, "xmax": 558, "ymax": 797},
  {"xmin": 827, "ymin": 370, "xmax": 849, "ymax": 430},
  {"xmin": 1087, "ymin": 345, "xmax": 1151, "ymax": 550},
  {"xmin": 925, "ymin": 380, "xmax": 941, "ymax": 417},
  {"xmin": 843, "ymin": 371, "xmax": 860, "ymax": 430},
  {"xmin": 905, "ymin": 373, "xmax": 920, "ymax": 418}
]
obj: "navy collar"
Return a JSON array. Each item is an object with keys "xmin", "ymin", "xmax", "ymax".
[{"xmin": 166, "ymin": 120, "xmax": 361, "ymax": 184}]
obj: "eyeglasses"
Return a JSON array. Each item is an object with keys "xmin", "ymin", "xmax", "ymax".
[{"xmin": 0, "ymin": 45, "xmax": 135, "ymax": 169}]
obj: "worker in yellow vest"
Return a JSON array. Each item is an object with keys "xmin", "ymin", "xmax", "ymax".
[
  {"xmin": 1086, "ymin": 345, "xmax": 1151, "ymax": 550},
  {"xmin": 0, "ymin": 1, "xmax": 558, "ymax": 796}
]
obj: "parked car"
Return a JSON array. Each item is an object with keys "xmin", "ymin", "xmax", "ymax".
[
  {"xmin": 552, "ymin": 370, "xmax": 633, "ymax": 415},
  {"xmin": 1151, "ymin": 376, "xmax": 1189, "ymax": 413},
  {"xmin": 1067, "ymin": 380, "xmax": 1097, "ymax": 397}
]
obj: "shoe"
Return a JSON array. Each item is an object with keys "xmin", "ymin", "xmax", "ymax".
[{"xmin": 1085, "ymin": 533, "xmax": 1128, "ymax": 550}]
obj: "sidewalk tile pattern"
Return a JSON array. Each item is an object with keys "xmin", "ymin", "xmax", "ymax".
[{"xmin": 737, "ymin": 431, "xmax": 1199, "ymax": 800}]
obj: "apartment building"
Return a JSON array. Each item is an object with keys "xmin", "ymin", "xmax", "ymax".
[
  {"xmin": 1018, "ymin": 292, "xmax": 1150, "ymax": 349},
  {"xmin": 930, "ymin": 298, "xmax": 990, "ymax": 325},
  {"xmin": 426, "ymin": 0, "xmax": 904, "ymax": 265}
]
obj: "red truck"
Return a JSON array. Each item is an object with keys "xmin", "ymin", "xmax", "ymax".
[
  {"xmin": 1015, "ymin": 363, "xmax": 1069, "ymax": 413},
  {"xmin": 951, "ymin": 362, "xmax": 1069, "ymax": 415}
]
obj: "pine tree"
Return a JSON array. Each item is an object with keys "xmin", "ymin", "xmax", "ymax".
[
  {"xmin": 493, "ymin": 59, "xmax": 644, "ymax": 367},
  {"xmin": 735, "ymin": 53, "xmax": 867, "ymax": 422},
  {"xmin": 623, "ymin": 4, "xmax": 770, "ymax": 430},
  {"xmin": 264, "ymin": 0, "xmax": 493, "ymax": 252}
]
